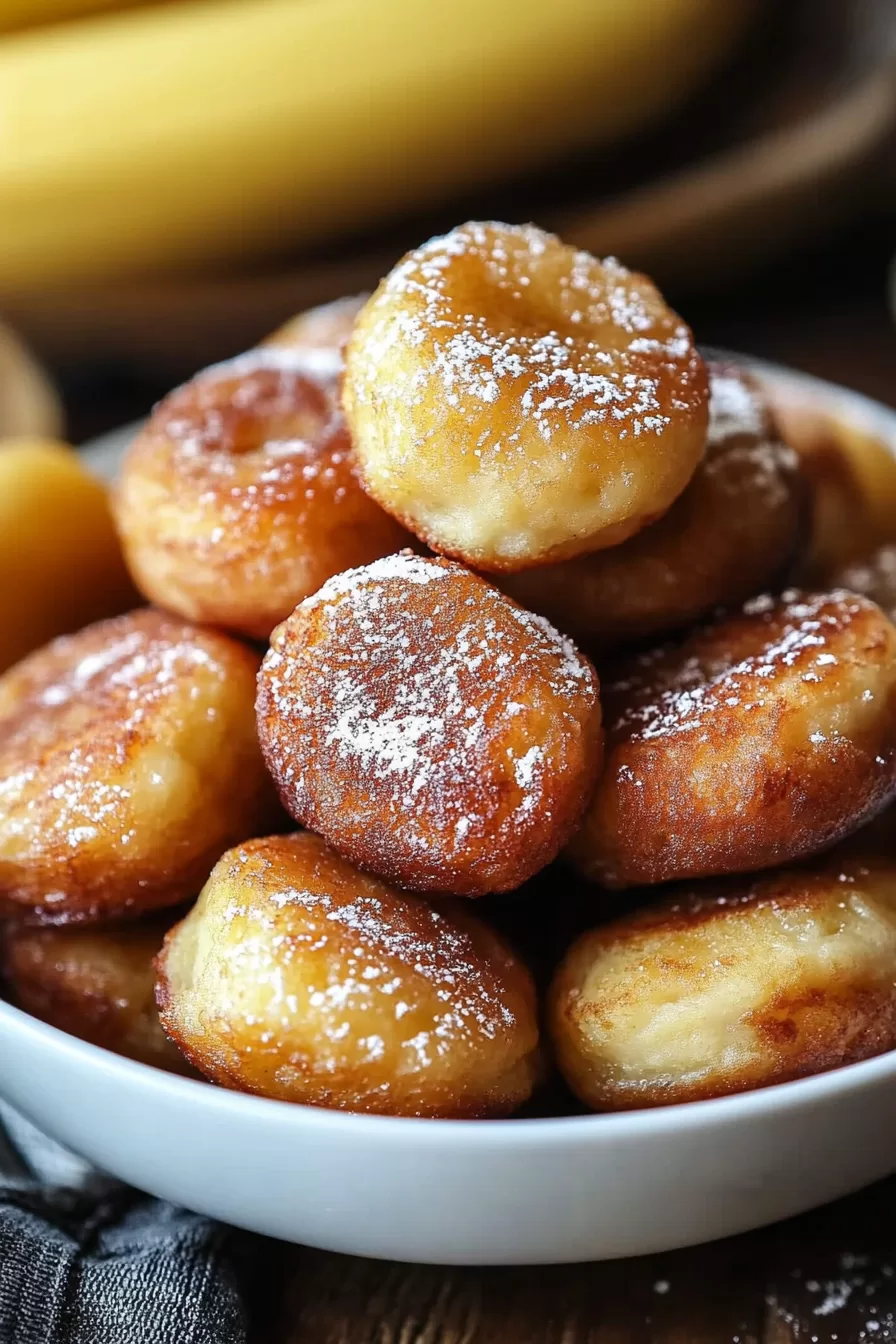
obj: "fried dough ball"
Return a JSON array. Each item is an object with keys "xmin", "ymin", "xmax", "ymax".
[
  {"xmin": 0, "ymin": 439, "xmax": 138, "ymax": 673},
  {"xmin": 568, "ymin": 590, "xmax": 896, "ymax": 888},
  {"xmin": 114, "ymin": 350, "xmax": 410, "ymax": 641},
  {"xmin": 257, "ymin": 553, "xmax": 602, "ymax": 896},
  {"xmin": 344, "ymin": 222, "xmax": 708, "ymax": 571},
  {"xmin": 549, "ymin": 859, "xmax": 896, "ymax": 1110},
  {"xmin": 263, "ymin": 294, "xmax": 367, "ymax": 371},
  {"xmin": 771, "ymin": 393, "xmax": 896, "ymax": 582},
  {"xmin": 2, "ymin": 918, "xmax": 188, "ymax": 1071},
  {"xmin": 831, "ymin": 544, "xmax": 896, "ymax": 624},
  {"xmin": 156, "ymin": 833, "xmax": 541, "ymax": 1117},
  {"xmin": 0, "ymin": 609, "xmax": 275, "ymax": 924},
  {"xmin": 500, "ymin": 362, "xmax": 805, "ymax": 647}
]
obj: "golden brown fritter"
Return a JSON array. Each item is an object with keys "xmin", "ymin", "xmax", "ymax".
[
  {"xmin": 771, "ymin": 395, "xmax": 896, "ymax": 582},
  {"xmin": 257, "ymin": 553, "xmax": 603, "ymax": 896},
  {"xmin": 114, "ymin": 350, "xmax": 411, "ymax": 642},
  {"xmin": 262, "ymin": 294, "xmax": 368, "ymax": 367},
  {"xmin": 156, "ymin": 833, "xmax": 541, "ymax": 1117},
  {"xmin": 2, "ymin": 918, "xmax": 189, "ymax": 1071},
  {"xmin": 0, "ymin": 609, "xmax": 276, "ymax": 924},
  {"xmin": 549, "ymin": 859, "xmax": 896, "ymax": 1110},
  {"xmin": 568, "ymin": 590, "xmax": 896, "ymax": 888},
  {"xmin": 343, "ymin": 222, "xmax": 708, "ymax": 571},
  {"xmin": 500, "ymin": 362, "xmax": 806, "ymax": 647},
  {"xmin": 831, "ymin": 544, "xmax": 896, "ymax": 624}
]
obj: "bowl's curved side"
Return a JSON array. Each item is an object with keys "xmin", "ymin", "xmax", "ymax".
[{"xmin": 3, "ymin": 990, "xmax": 896, "ymax": 1263}]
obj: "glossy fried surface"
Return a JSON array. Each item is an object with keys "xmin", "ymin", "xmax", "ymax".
[
  {"xmin": 157, "ymin": 833, "xmax": 541, "ymax": 1117},
  {"xmin": 832, "ymin": 544, "xmax": 896, "ymax": 624},
  {"xmin": 501, "ymin": 362, "xmax": 805, "ymax": 647},
  {"xmin": 569, "ymin": 591, "xmax": 896, "ymax": 888},
  {"xmin": 0, "ymin": 609, "xmax": 275, "ymax": 924},
  {"xmin": 263, "ymin": 294, "xmax": 367, "ymax": 370},
  {"xmin": 344, "ymin": 222, "xmax": 708, "ymax": 571},
  {"xmin": 115, "ymin": 350, "xmax": 410, "ymax": 641},
  {"xmin": 2, "ymin": 918, "xmax": 188, "ymax": 1071},
  {"xmin": 549, "ymin": 860, "xmax": 896, "ymax": 1110},
  {"xmin": 257, "ymin": 553, "xmax": 603, "ymax": 896},
  {"xmin": 771, "ymin": 395, "xmax": 896, "ymax": 582}
]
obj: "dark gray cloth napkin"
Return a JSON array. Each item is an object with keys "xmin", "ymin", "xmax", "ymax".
[{"xmin": 0, "ymin": 1108, "xmax": 251, "ymax": 1344}]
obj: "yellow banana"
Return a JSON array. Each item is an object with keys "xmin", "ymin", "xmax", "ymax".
[
  {"xmin": 0, "ymin": 0, "xmax": 754, "ymax": 293},
  {"xmin": 0, "ymin": 318, "xmax": 62, "ymax": 438},
  {"xmin": 0, "ymin": 440, "xmax": 137, "ymax": 671},
  {"xmin": 0, "ymin": 0, "xmax": 143, "ymax": 36}
]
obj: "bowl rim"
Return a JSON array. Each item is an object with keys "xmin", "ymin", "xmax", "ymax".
[
  {"xmin": 5, "ymin": 991, "xmax": 896, "ymax": 1143},
  {"xmin": 6, "ymin": 350, "xmax": 896, "ymax": 1146}
]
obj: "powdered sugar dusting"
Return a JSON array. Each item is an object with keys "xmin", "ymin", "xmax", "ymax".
[
  {"xmin": 835, "ymin": 544, "xmax": 896, "ymax": 623},
  {"xmin": 301, "ymin": 551, "xmax": 450, "ymax": 609},
  {"xmin": 350, "ymin": 221, "xmax": 702, "ymax": 452},
  {"xmin": 151, "ymin": 350, "xmax": 341, "ymax": 472},
  {"xmin": 706, "ymin": 363, "xmax": 768, "ymax": 445},
  {"xmin": 703, "ymin": 362, "xmax": 800, "ymax": 506},
  {"xmin": 766, "ymin": 1251, "xmax": 896, "ymax": 1341},
  {"xmin": 125, "ymin": 339, "xmax": 397, "ymax": 598},
  {"xmin": 607, "ymin": 590, "xmax": 870, "ymax": 744},
  {"xmin": 200, "ymin": 345, "xmax": 343, "ymax": 385},
  {"xmin": 0, "ymin": 611, "xmax": 245, "ymax": 905},
  {"xmin": 199, "ymin": 837, "xmax": 526, "ymax": 1095},
  {"xmin": 259, "ymin": 557, "xmax": 598, "ymax": 884}
]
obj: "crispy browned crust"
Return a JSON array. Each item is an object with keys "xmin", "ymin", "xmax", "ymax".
[
  {"xmin": 549, "ymin": 860, "xmax": 896, "ymax": 1110},
  {"xmin": 156, "ymin": 832, "xmax": 541, "ymax": 1117},
  {"xmin": 2, "ymin": 917, "xmax": 190, "ymax": 1071},
  {"xmin": 343, "ymin": 223, "xmax": 708, "ymax": 571},
  {"xmin": 0, "ymin": 609, "xmax": 278, "ymax": 924},
  {"xmin": 114, "ymin": 353, "xmax": 411, "ymax": 642},
  {"xmin": 568, "ymin": 590, "xmax": 896, "ymax": 888},
  {"xmin": 500, "ymin": 363, "xmax": 808, "ymax": 647},
  {"xmin": 256, "ymin": 554, "xmax": 603, "ymax": 896}
]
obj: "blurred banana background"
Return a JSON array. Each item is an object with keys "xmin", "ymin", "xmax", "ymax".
[
  {"xmin": 0, "ymin": 0, "xmax": 892, "ymax": 397},
  {"xmin": 0, "ymin": 0, "xmax": 894, "ymax": 670},
  {"xmin": 0, "ymin": 0, "xmax": 753, "ymax": 293}
]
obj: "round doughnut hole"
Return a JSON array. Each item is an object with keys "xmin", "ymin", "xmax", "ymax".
[
  {"xmin": 344, "ymin": 221, "xmax": 708, "ymax": 570},
  {"xmin": 0, "ymin": 608, "xmax": 276, "ymax": 924},
  {"xmin": 550, "ymin": 859, "xmax": 896, "ymax": 1110},
  {"xmin": 257, "ymin": 552, "xmax": 603, "ymax": 896},
  {"xmin": 568, "ymin": 590, "xmax": 896, "ymax": 887},
  {"xmin": 156, "ymin": 832, "xmax": 541, "ymax": 1118},
  {"xmin": 2, "ymin": 917, "xmax": 189, "ymax": 1072},
  {"xmin": 115, "ymin": 350, "xmax": 411, "ymax": 641}
]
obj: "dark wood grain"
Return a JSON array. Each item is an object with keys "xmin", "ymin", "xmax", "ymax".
[{"xmin": 264, "ymin": 1180, "xmax": 896, "ymax": 1344}]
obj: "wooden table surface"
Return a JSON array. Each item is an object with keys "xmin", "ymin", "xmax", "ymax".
[{"xmin": 257, "ymin": 1178, "xmax": 896, "ymax": 1343}]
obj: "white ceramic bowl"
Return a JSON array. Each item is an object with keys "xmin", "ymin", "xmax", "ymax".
[{"xmin": 1, "ymin": 357, "xmax": 896, "ymax": 1266}]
